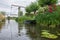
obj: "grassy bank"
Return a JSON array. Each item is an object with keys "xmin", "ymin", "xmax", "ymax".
[
  {"xmin": 35, "ymin": 6, "xmax": 60, "ymax": 27},
  {"xmin": 15, "ymin": 15, "xmax": 35, "ymax": 23}
]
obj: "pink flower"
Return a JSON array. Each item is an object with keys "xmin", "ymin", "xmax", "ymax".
[{"xmin": 48, "ymin": 5, "xmax": 53, "ymax": 13}]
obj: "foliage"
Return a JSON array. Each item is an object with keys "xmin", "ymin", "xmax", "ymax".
[
  {"xmin": 35, "ymin": 10, "xmax": 60, "ymax": 26},
  {"xmin": 25, "ymin": 2, "xmax": 39, "ymax": 14},
  {"xmin": 56, "ymin": 5, "xmax": 60, "ymax": 13},
  {"xmin": 25, "ymin": 6, "xmax": 32, "ymax": 13},
  {"xmin": 0, "ymin": 14, "xmax": 5, "ymax": 22},
  {"xmin": 0, "ymin": 11, "xmax": 6, "ymax": 16},
  {"xmin": 29, "ymin": 2, "xmax": 39, "ymax": 14},
  {"xmin": 19, "ymin": 11, "xmax": 23, "ymax": 16},
  {"xmin": 25, "ymin": 12, "xmax": 30, "ymax": 16},
  {"xmin": 15, "ymin": 16, "xmax": 35, "ymax": 23},
  {"xmin": 38, "ymin": 6, "xmax": 48, "ymax": 13},
  {"xmin": 41, "ymin": 30, "xmax": 58, "ymax": 39},
  {"xmin": 25, "ymin": 13, "xmax": 35, "ymax": 17},
  {"xmin": 38, "ymin": 0, "xmax": 58, "ymax": 6},
  {"xmin": 0, "ymin": 11, "xmax": 6, "ymax": 22}
]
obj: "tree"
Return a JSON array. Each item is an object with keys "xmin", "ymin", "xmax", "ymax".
[
  {"xmin": 19, "ymin": 11, "xmax": 23, "ymax": 16},
  {"xmin": 0, "ymin": 11, "xmax": 6, "ymax": 16},
  {"xmin": 29, "ymin": 2, "xmax": 39, "ymax": 14},
  {"xmin": 0, "ymin": 11, "xmax": 6, "ymax": 22},
  {"xmin": 38, "ymin": 0, "xmax": 58, "ymax": 13},
  {"xmin": 25, "ymin": 6, "xmax": 32, "ymax": 14},
  {"xmin": 38, "ymin": 0, "xmax": 58, "ymax": 6},
  {"xmin": 25, "ymin": 2, "xmax": 39, "ymax": 14},
  {"xmin": 20, "ymin": 11, "xmax": 23, "ymax": 16}
]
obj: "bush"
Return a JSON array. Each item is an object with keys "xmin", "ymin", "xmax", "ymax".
[
  {"xmin": 25, "ymin": 13, "xmax": 35, "ymax": 17},
  {"xmin": 35, "ymin": 10, "xmax": 60, "ymax": 26},
  {"xmin": 38, "ymin": 6, "xmax": 48, "ymax": 13},
  {"xmin": 56, "ymin": 5, "xmax": 60, "ymax": 13},
  {"xmin": 15, "ymin": 16, "xmax": 35, "ymax": 23}
]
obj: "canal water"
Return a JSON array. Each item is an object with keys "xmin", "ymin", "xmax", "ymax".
[
  {"xmin": 0, "ymin": 20, "xmax": 60, "ymax": 40},
  {"xmin": 0, "ymin": 20, "xmax": 32, "ymax": 40}
]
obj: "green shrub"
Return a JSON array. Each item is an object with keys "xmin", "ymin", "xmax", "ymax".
[
  {"xmin": 15, "ymin": 16, "xmax": 35, "ymax": 23},
  {"xmin": 25, "ymin": 13, "xmax": 35, "ymax": 17},
  {"xmin": 35, "ymin": 10, "xmax": 60, "ymax": 26},
  {"xmin": 56, "ymin": 5, "xmax": 60, "ymax": 13},
  {"xmin": 38, "ymin": 6, "xmax": 48, "ymax": 13}
]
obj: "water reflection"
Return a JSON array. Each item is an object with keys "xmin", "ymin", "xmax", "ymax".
[
  {"xmin": 0, "ymin": 20, "xmax": 60, "ymax": 40},
  {"xmin": 18, "ymin": 23, "xmax": 31, "ymax": 40},
  {"xmin": 18, "ymin": 23, "xmax": 23, "ymax": 36},
  {"xmin": 18, "ymin": 23, "xmax": 60, "ymax": 40},
  {"xmin": 18, "ymin": 24, "xmax": 41, "ymax": 40},
  {"xmin": 25, "ymin": 24, "xmax": 40, "ymax": 40},
  {"xmin": 0, "ymin": 22, "xmax": 5, "ymax": 32}
]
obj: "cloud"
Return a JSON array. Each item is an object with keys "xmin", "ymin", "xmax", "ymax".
[
  {"xmin": 0, "ymin": 0, "xmax": 36, "ymax": 14},
  {"xmin": 11, "ymin": 0, "xmax": 36, "ymax": 7}
]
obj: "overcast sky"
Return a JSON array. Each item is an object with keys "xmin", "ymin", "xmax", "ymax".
[
  {"xmin": 0, "ymin": 0, "xmax": 60, "ymax": 14},
  {"xmin": 0, "ymin": 0, "xmax": 36, "ymax": 14}
]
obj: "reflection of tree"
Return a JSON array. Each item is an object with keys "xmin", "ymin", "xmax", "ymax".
[
  {"xmin": 18, "ymin": 23, "xmax": 60, "ymax": 40},
  {"xmin": 18, "ymin": 23, "xmax": 23, "ymax": 36},
  {"xmin": 25, "ymin": 24, "xmax": 54, "ymax": 40},
  {"xmin": 0, "ymin": 23, "xmax": 2, "ymax": 31},
  {"xmin": 0, "ymin": 22, "xmax": 5, "ymax": 32},
  {"xmin": 25, "ymin": 24, "xmax": 41, "ymax": 40}
]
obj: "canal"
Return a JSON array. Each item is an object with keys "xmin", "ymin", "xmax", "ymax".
[
  {"xmin": 0, "ymin": 20, "xmax": 60, "ymax": 40},
  {"xmin": 0, "ymin": 20, "xmax": 32, "ymax": 40}
]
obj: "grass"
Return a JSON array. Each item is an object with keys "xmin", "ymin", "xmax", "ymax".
[
  {"xmin": 35, "ymin": 6, "xmax": 60, "ymax": 27},
  {"xmin": 15, "ymin": 15, "xmax": 35, "ymax": 23}
]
